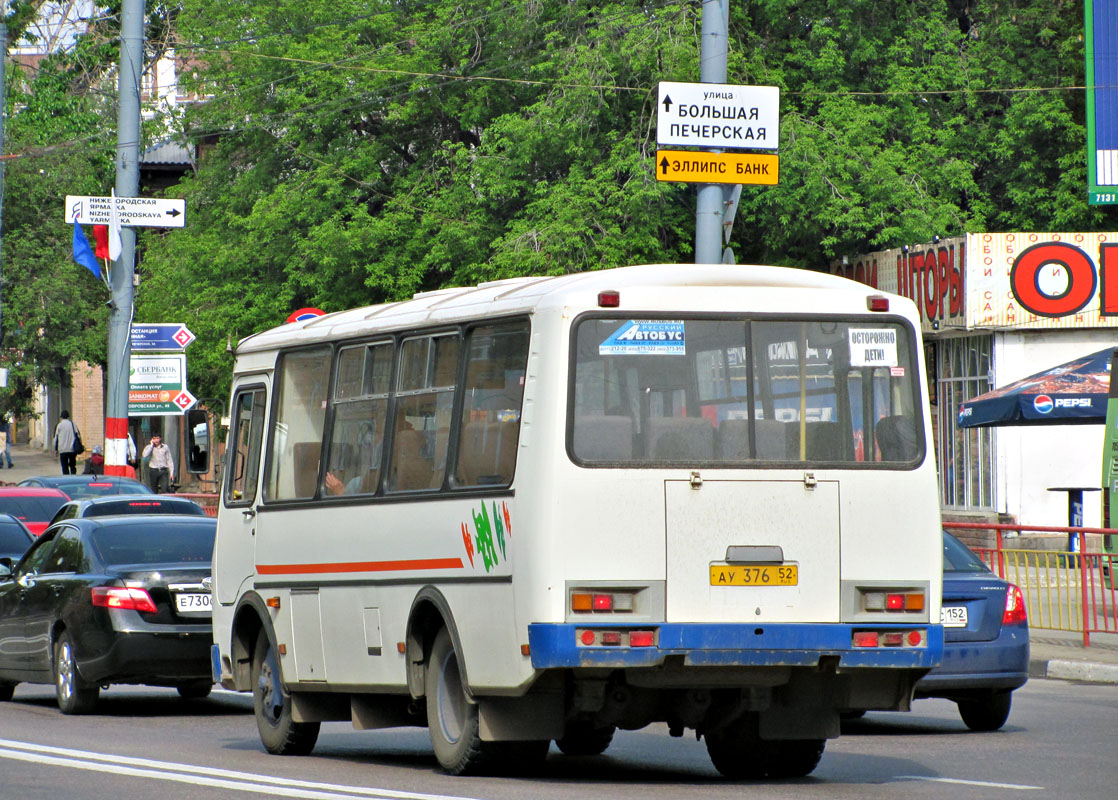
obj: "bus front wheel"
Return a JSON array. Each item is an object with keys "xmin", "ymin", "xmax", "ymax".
[{"xmin": 252, "ymin": 628, "xmax": 320, "ymax": 755}]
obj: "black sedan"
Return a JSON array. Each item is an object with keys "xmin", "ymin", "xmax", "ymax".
[
  {"xmin": 0, "ymin": 515, "xmax": 215, "ymax": 713},
  {"xmin": 18, "ymin": 475, "xmax": 154, "ymax": 500},
  {"xmin": 49, "ymin": 494, "xmax": 206, "ymax": 526},
  {"xmin": 0, "ymin": 513, "xmax": 34, "ymax": 563}
]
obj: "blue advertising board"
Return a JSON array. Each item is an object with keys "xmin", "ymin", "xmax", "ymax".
[{"xmin": 130, "ymin": 323, "xmax": 196, "ymax": 351}]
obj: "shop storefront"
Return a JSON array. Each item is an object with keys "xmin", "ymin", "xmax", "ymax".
[{"xmin": 834, "ymin": 233, "xmax": 1117, "ymax": 527}]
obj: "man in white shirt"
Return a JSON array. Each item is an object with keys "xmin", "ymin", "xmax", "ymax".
[{"xmin": 142, "ymin": 434, "xmax": 175, "ymax": 493}]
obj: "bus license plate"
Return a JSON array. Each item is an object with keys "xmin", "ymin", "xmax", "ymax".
[
  {"xmin": 941, "ymin": 605, "xmax": 968, "ymax": 627},
  {"xmin": 176, "ymin": 593, "xmax": 212, "ymax": 613},
  {"xmin": 709, "ymin": 565, "xmax": 798, "ymax": 586}
]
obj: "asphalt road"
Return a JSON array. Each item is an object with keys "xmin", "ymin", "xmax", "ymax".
[{"xmin": 1, "ymin": 677, "xmax": 1116, "ymax": 800}]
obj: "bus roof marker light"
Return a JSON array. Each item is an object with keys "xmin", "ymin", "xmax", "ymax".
[
  {"xmin": 867, "ymin": 295, "xmax": 889, "ymax": 312},
  {"xmin": 598, "ymin": 290, "xmax": 620, "ymax": 308}
]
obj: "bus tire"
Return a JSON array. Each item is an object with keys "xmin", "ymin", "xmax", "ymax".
[
  {"xmin": 54, "ymin": 631, "xmax": 99, "ymax": 715},
  {"xmin": 252, "ymin": 628, "xmax": 319, "ymax": 755},
  {"xmin": 176, "ymin": 681, "xmax": 213, "ymax": 700},
  {"xmin": 706, "ymin": 716, "xmax": 824, "ymax": 779},
  {"xmin": 556, "ymin": 721, "xmax": 615, "ymax": 756},
  {"xmin": 957, "ymin": 691, "xmax": 1012, "ymax": 731},
  {"xmin": 426, "ymin": 627, "xmax": 486, "ymax": 775}
]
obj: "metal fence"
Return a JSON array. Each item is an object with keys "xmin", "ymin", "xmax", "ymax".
[
  {"xmin": 178, "ymin": 492, "xmax": 219, "ymax": 517},
  {"xmin": 944, "ymin": 521, "xmax": 1118, "ymax": 646}
]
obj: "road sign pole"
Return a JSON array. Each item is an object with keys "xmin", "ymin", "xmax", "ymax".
[
  {"xmin": 695, "ymin": 0, "xmax": 729, "ymax": 264},
  {"xmin": 106, "ymin": 0, "xmax": 143, "ymax": 476}
]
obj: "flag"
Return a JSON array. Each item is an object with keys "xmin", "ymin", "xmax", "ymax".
[
  {"xmin": 93, "ymin": 225, "xmax": 109, "ymax": 259},
  {"xmin": 108, "ymin": 189, "xmax": 122, "ymax": 261},
  {"xmin": 72, "ymin": 222, "xmax": 101, "ymax": 279}
]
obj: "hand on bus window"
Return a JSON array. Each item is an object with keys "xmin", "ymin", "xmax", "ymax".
[{"xmin": 324, "ymin": 471, "xmax": 345, "ymax": 496}]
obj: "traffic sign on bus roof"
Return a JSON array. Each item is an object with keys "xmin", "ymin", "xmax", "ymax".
[
  {"xmin": 656, "ymin": 82, "xmax": 780, "ymax": 151},
  {"xmin": 65, "ymin": 195, "xmax": 186, "ymax": 228}
]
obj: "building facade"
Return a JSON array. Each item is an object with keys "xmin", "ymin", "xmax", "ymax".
[{"xmin": 834, "ymin": 233, "xmax": 1117, "ymax": 528}]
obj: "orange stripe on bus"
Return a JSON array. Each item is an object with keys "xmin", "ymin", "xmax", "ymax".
[{"xmin": 256, "ymin": 557, "xmax": 465, "ymax": 575}]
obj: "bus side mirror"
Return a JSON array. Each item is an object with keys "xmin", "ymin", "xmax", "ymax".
[{"xmin": 187, "ymin": 409, "xmax": 211, "ymax": 474}]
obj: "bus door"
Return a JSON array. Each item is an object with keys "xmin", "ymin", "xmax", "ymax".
[{"xmin": 215, "ymin": 378, "xmax": 270, "ymax": 606}]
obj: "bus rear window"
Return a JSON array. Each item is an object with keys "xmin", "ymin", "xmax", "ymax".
[{"xmin": 570, "ymin": 316, "xmax": 922, "ymax": 466}]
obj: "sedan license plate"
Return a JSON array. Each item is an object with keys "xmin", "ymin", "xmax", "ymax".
[
  {"xmin": 941, "ymin": 605, "xmax": 968, "ymax": 627},
  {"xmin": 175, "ymin": 592, "xmax": 212, "ymax": 613},
  {"xmin": 710, "ymin": 565, "xmax": 798, "ymax": 586}
]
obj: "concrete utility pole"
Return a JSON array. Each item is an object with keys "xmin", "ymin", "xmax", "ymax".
[
  {"xmin": 105, "ymin": 0, "xmax": 143, "ymax": 476},
  {"xmin": 694, "ymin": 0, "xmax": 729, "ymax": 264}
]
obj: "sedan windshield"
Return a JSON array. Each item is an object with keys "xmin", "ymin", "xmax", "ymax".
[{"xmin": 942, "ymin": 531, "xmax": 990, "ymax": 573}]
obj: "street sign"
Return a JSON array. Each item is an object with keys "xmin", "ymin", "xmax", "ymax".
[
  {"xmin": 655, "ymin": 150, "xmax": 779, "ymax": 185},
  {"xmin": 130, "ymin": 323, "xmax": 196, "ymax": 351},
  {"xmin": 286, "ymin": 307, "xmax": 327, "ymax": 323},
  {"xmin": 65, "ymin": 195, "xmax": 186, "ymax": 228},
  {"xmin": 657, "ymin": 82, "xmax": 780, "ymax": 150},
  {"xmin": 129, "ymin": 354, "xmax": 196, "ymax": 416}
]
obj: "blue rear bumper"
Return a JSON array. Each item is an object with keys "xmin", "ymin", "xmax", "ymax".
[{"xmin": 528, "ymin": 623, "xmax": 944, "ymax": 670}]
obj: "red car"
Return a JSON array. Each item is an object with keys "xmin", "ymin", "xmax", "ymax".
[{"xmin": 0, "ymin": 487, "xmax": 71, "ymax": 536}]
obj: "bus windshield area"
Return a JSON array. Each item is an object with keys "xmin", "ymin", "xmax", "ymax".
[{"xmin": 571, "ymin": 316, "xmax": 922, "ymax": 466}]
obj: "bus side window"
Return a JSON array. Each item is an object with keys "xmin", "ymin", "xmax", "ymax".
[{"xmin": 454, "ymin": 321, "xmax": 530, "ymax": 487}]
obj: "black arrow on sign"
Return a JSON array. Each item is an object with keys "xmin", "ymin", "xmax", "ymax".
[
  {"xmin": 662, "ymin": 94, "xmax": 673, "ymax": 112},
  {"xmin": 165, "ymin": 208, "xmax": 182, "ymax": 218},
  {"xmin": 659, "ymin": 157, "xmax": 670, "ymax": 174}
]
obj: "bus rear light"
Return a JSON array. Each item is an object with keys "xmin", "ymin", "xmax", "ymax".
[
  {"xmin": 861, "ymin": 589, "xmax": 925, "ymax": 613},
  {"xmin": 600, "ymin": 631, "xmax": 622, "ymax": 646},
  {"xmin": 867, "ymin": 295, "xmax": 890, "ymax": 311},
  {"xmin": 629, "ymin": 631, "xmax": 655, "ymax": 647},
  {"xmin": 853, "ymin": 631, "xmax": 879, "ymax": 648},
  {"xmin": 570, "ymin": 591, "xmax": 634, "ymax": 614},
  {"xmin": 598, "ymin": 290, "xmax": 620, "ymax": 308},
  {"xmin": 853, "ymin": 629, "xmax": 925, "ymax": 648},
  {"xmin": 580, "ymin": 630, "xmax": 596, "ymax": 645}
]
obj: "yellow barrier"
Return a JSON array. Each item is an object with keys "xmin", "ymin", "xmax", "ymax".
[{"xmin": 944, "ymin": 521, "xmax": 1118, "ymax": 646}]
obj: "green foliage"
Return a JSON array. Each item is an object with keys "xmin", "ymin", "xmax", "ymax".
[
  {"xmin": 3, "ymin": 1, "xmax": 1113, "ymax": 414},
  {"xmin": 0, "ymin": 8, "xmax": 121, "ymax": 417}
]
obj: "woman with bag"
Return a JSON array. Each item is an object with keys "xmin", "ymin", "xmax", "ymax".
[{"xmin": 53, "ymin": 409, "xmax": 82, "ymax": 474}]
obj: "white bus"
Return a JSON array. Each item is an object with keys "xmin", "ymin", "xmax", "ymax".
[{"xmin": 211, "ymin": 263, "xmax": 943, "ymax": 778}]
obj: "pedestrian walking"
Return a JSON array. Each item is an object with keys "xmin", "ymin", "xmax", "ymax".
[
  {"xmin": 54, "ymin": 410, "xmax": 81, "ymax": 475},
  {"xmin": 142, "ymin": 433, "xmax": 174, "ymax": 493}
]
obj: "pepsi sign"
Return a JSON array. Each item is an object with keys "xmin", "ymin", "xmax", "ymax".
[{"xmin": 1033, "ymin": 395, "xmax": 1055, "ymax": 414}]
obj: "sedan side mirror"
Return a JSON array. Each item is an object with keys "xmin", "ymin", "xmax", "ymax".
[{"xmin": 0, "ymin": 560, "xmax": 12, "ymax": 581}]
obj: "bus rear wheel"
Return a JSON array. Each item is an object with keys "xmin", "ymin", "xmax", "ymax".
[
  {"xmin": 252, "ymin": 629, "xmax": 319, "ymax": 755},
  {"xmin": 705, "ymin": 717, "xmax": 825, "ymax": 779},
  {"xmin": 426, "ymin": 627, "xmax": 485, "ymax": 774},
  {"xmin": 556, "ymin": 721, "xmax": 615, "ymax": 756}
]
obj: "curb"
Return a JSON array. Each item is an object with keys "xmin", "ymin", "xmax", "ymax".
[{"xmin": 1030, "ymin": 658, "xmax": 1118, "ymax": 684}]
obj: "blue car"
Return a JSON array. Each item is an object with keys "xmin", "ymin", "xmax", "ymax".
[
  {"xmin": 912, "ymin": 530, "xmax": 1029, "ymax": 730},
  {"xmin": 845, "ymin": 530, "xmax": 1029, "ymax": 731}
]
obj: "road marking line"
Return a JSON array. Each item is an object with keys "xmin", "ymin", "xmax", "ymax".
[
  {"xmin": 898, "ymin": 775, "xmax": 1044, "ymax": 790},
  {"xmin": 0, "ymin": 739, "xmax": 480, "ymax": 800}
]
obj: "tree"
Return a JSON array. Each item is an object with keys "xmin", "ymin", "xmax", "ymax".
[{"xmin": 0, "ymin": 7, "xmax": 120, "ymax": 417}]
